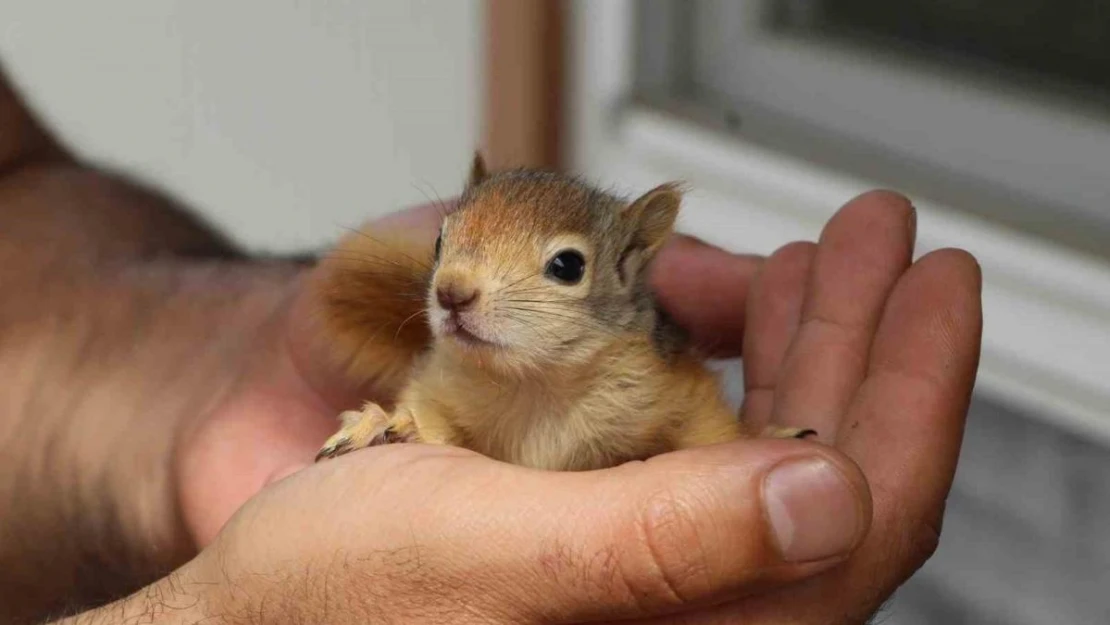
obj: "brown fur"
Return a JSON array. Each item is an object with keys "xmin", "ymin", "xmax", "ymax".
[
  {"xmin": 313, "ymin": 229, "xmax": 433, "ymax": 401},
  {"xmin": 315, "ymin": 154, "xmax": 809, "ymax": 470}
]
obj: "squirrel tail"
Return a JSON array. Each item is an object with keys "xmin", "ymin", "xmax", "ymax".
[{"xmin": 311, "ymin": 227, "xmax": 434, "ymax": 397}]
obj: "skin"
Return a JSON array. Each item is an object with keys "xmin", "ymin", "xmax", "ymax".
[{"xmin": 0, "ymin": 60, "xmax": 981, "ymax": 625}]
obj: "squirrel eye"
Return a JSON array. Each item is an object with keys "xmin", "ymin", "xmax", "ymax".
[
  {"xmin": 546, "ymin": 250, "xmax": 586, "ymax": 284},
  {"xmin": 434, "ymin": 234, "xmax": 443, "ymax": 261}
]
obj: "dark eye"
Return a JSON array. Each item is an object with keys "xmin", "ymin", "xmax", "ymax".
[
  {"xmin": 434, "ymin": 234, "xmax": 442, "ymax": 262},
  {"xmin": 545, "ymin": 249, "xmax": 586, "ymax": 284}
]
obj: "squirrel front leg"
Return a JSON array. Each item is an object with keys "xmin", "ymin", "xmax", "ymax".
[
  {"xmin": 672, "ymin": 383, "xmax": 815, "ymax": 450},
  {"xmin": 673, "ymin": 404, "xmax": 815, "ymax": 450},
  {"xmin": 665, "ymin": 364, "xmax": 817, "ymax": 452},
  {"xmin": 315, "ymin": 403, "xmax": 394, "ymax": 461},
  {"xmin": 316, "ymin": 392, "xmax": 462, "ymax": 461}
]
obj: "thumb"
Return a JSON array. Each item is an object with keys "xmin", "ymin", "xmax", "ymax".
[{"xmin": 486, "ymin": 440, "xmax": 871, "ymax": 623}]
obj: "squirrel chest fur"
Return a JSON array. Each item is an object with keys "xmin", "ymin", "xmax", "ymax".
[{"xmin": 314, "ymin": 155, "xmax": 809, "ymax": 470}]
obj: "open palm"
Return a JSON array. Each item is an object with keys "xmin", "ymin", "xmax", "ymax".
[{"xmin": 177, "ymin": 190, "xmax": 981, "ymax": 623}]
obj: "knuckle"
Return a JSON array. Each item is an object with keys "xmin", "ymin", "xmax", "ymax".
[
  {"xmin": 770, "ymin": 240, "xmax": 817, "ymax": 266},
  {"xmin": 620, "ymin": 488, "xmax": 714, "ymax": 608},
  {"xmin": 906, "ymin": 513, "xmax": 943, "ymax": 567},
  {"xmin": 880, "ymin": 507, "xmax": 943, "ymax": 591}
]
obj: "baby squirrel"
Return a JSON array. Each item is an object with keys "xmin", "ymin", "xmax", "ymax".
[{"xmin": 314, "ymin": 154, "xmax": 813, "ymax": 471}]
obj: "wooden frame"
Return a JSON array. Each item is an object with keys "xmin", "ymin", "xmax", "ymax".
[{"xmin": 482, "ymin": 0, "xmax": 566, "ymax": 171}]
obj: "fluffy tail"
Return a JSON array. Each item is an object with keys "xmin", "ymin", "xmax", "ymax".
[{"xmin": 312, "ymin": 227, "xmax": 435, "ymax": 398}]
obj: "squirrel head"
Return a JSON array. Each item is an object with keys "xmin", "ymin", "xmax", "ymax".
[{"xmin": 427, "ymin": 153, "xmax": 683, "ymax": 376}]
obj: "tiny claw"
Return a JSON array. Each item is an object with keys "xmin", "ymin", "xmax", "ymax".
[
  {"xmin": 315, "ymin": 405, "xmax": 420, "ymax": 462},
  {"xmin": 315, "ymin": 436, "xmax": 352, "ymax": 463},
  {"xmin": 760, "ymin": 425, "xmax": 819, "ymax": 441}
]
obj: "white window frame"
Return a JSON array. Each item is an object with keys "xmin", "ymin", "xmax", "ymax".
[
  {"xmin": 567, "ymin": 0, "xmax": 1110, "ymax": 444},
  {"xmin": 685, "ymin": 0, "xmax": 1110, "ymax": 230}
]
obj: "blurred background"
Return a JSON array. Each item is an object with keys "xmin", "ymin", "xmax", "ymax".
[
  {"xmin": 0, "ymin": 0, "xmax": 482, "ymax": 251},
  {"xmin": 2, "ymin": 1, "xmax": 1108, "ymax": 622}
]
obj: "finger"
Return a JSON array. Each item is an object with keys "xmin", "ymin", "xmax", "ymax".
[
  {"xmin": 651, "ymin": 235, "xmax": 763, "ymax": 357},
  {"xmin": 740, "ymin": 241, "xmax": 816, "ymax": 429},
  {"xmin": 771, "ymin": 191, "xmax": 915, "ymax": 440},
  {"xmin": 470, "ymin": 441, "xmax": 872, "ymax": 623},
  {"xmin": 701, "ymin": 249, "xmax": 982, "ymax": 625},
  {"xmin": 841, "ymin": 248, "xmax": 982, "ymax": 532}
]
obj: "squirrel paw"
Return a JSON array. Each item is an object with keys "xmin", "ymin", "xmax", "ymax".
[
  {"xmin": 315, "ymin": 405, "xmax": 390, "ymax": 462},
  {"xmin": 315, "ymin": 405, "xmax": 421, "ymax": 462},
  {"xmin": 761, "ymin": 425, "xmax": 818, "ymax": 440}
]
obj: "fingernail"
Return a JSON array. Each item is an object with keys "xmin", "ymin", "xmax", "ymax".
[
  {"xmin": 763, "ymin": 457, "xmax": 862, "ymax": 562},
  {"xmin": 908, "ymin": 204, "xmax": 918, "ymax": 241}
]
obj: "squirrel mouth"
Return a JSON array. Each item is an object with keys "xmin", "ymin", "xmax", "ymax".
[{"xmin": 443, "ymin": 316, "xmax": 495, "ymax": 347}]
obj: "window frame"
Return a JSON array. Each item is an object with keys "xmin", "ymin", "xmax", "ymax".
[{"xmin": 567, "ymin": 0, "xmax": 1110, "ymax": 444}]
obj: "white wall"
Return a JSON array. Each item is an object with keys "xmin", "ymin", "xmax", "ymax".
[{"xmin": 0, "ymin": 0, "xmax": 482, "ymax": 253}]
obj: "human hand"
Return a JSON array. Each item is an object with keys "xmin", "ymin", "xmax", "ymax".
[
  {"xmin": 652, "ymin": 190, "xmax": 982, "ymax": 623},
  {"xmin": 142, "ymin": 424, "xmax": 861, "ymax": 624},
  {"xmin": 175, "ymin": 190, "xmax": 981, "ymax": 623}
]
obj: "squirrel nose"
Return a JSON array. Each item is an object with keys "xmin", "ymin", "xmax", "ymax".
[{"xmin": 436, "ymin": 284, "xmax": 478, "ymax": 312}]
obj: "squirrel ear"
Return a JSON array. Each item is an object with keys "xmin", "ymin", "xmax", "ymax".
[
  {"xmin": 623, "ymin": 182, "xmax": 682, "ymax": 254},
  {"xmin": 467, "ymin": 151, "xmax": 489, "ymax": 188}
]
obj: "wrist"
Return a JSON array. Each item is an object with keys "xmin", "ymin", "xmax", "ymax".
[{"xmin": 47, "ymin": 568, "xmax": 213, "ymax": 625}]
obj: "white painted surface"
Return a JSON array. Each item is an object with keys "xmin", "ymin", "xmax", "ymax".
[{"xmin": 0, "ymin": 0, "xmax": 481, "ymax": 253}]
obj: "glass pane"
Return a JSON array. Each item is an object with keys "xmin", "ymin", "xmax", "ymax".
[{"xmin": 771, "ymin": 0, "xmax": 1110, "ymax": 98}]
